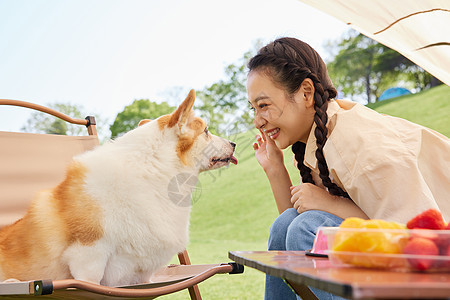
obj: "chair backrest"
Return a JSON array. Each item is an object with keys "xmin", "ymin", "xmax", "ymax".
[{"xmin": 0, "ymin": 99, "xmax": 99, "ymax": 227}]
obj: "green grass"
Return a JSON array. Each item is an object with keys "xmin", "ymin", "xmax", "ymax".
[
  {"xmin": 367, "ymin": 84, "xmax": 450, "ymax": 137},
  {"xmin": 159, "ymin": 85, "xmax": 449, "ymax": 299}
]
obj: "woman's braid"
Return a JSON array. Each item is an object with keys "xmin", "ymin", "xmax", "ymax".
[
  {"xmin": 309, "ymin": 74, "xmax": 350, "ymax": 198},
  {"xmin": 292, "ymin": 141, "xmax": 314, "ymax": 184}
]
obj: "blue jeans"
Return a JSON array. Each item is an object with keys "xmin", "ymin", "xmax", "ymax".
[{"xmin": 265, "ymin": 209, "xmax": 345, "ymax": 300}]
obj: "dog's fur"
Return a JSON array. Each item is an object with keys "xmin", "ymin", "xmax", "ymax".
[{"xmin": 0, "ymin": 90, "xmax": 236, "ymax": 286}]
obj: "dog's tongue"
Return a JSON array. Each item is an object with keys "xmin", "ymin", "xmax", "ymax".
[{"xmin": 230, "ymin": 156, "xmax": 238, "ymax": 165}]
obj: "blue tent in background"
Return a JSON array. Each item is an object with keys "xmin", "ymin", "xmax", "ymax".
[{"xmin": 379, "ymin": 87, "xmax": 412, "ymax": 101}]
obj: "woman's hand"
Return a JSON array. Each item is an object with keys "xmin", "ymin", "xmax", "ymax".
[
  {"xmin": 290, "ymin": 183, "xmax": 369, "ymax": 219},
  {"xmin": 290, "ymin": 183, "xmax": 336, "ymax": 213},
  {"xmin": 253, "ymin": 129, "xmax": 284, "ymax": 173},
  {"xmin": 254, "ymin": 129, "xmax": 293, "ymax": 214}
]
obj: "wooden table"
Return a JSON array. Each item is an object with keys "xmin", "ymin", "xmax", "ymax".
[{"xmin": 228, "ymin": 251, "xmax": 450, "ymax": 299}]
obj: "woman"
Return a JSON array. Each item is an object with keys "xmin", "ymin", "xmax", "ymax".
[{"xmin": 247, "ymin": 37, "xmax": 450, "ymax": 299}]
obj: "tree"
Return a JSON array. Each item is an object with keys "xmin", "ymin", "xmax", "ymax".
[
  {"xmin": 327, "ymin": 30, "xmax": 437, "ymax": 103},
  {"xmin": 327, "ymin": 31, "xmax": 386, "ymax": 103},
  {"xmin": 373, "ymin": 43, "xmax": 438, "ymax": 91},
  {"xmin": 197, "ymin": 45, "xmax": 260, "ymax": 135},
  {"xmin": 110, "ymin": 99, "xmax": 175, "ymax": 138},
  {"xmin": 22, "ymin": 103, "xmax": 110, "ymax": 142},
  {"xmin": 22, "ymin": 103, "xmax": 86, "ymax": 135}
]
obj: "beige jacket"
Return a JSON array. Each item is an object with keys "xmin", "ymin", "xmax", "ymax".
[{"xmin": 304, "ymin": 99, "xmax": 450, "ymax": 223}]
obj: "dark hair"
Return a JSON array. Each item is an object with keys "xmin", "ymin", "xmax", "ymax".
[{"xmin": 248, "ymin": 37, "xmax": 349, "ymax": 198}]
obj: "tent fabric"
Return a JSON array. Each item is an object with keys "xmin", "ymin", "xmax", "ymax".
[{"xmin": 299, "ymin": 0, "xmax": 450, "ymax": 86}]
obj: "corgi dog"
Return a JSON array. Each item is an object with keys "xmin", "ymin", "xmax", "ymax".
[{"xmin": 0, "ymin": 90, "xmax": 237, "ymax": 286}]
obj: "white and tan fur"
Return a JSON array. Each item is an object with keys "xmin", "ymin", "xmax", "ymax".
[{"xmin": 0, "ymin": 90, "xmax": 237, "ymax": 286}]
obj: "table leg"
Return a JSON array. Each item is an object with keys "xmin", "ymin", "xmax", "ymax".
[{"xmin": 286, "ymin": 280, "xmax": 319, "ymax": 300}]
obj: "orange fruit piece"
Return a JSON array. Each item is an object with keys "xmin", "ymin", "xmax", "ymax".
[{"xmin": 331, "ymin": 218, "xmax": 408, "ymax": 268}]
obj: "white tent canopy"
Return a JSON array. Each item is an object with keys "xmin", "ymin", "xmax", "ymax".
[{"xmin": 299, "ymin": 0, "xmax": 450, "ymax": 86}]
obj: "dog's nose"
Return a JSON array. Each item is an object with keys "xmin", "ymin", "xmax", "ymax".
[{"xmin": 230, "ymin": 141, "xmax": 236, "ymax": 150}]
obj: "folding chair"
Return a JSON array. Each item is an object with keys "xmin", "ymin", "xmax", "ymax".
[{"xmin": 0, "ymin": 99, "xmax": 243, "ymax": 299}]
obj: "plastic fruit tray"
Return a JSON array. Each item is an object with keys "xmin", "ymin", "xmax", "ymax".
[{"xmin": 320, "ymin": 226, "xmax": 450, "ymax": 272}]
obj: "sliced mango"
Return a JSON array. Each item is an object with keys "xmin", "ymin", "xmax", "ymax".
[{"xmin": 331, "ymin": 218, "xmax": 409, "ymax": 268}]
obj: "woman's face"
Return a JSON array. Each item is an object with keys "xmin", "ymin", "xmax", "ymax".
[{"xmin": 247, "ymin": 70, "xmax": 315, "ymax": 149}]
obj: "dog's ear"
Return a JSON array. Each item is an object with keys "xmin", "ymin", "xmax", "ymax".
[
  {"xmin": 169, "ymin": 89, "xmax": 195, "ymax": 128},
  {"xmin": 138, "ymin": 119, "xmax": 152, "ymax": 127}
]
